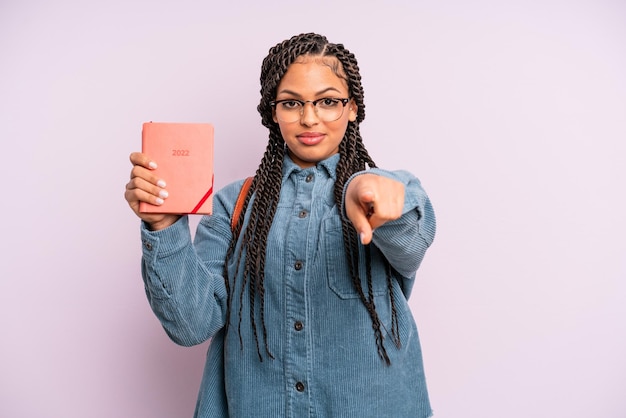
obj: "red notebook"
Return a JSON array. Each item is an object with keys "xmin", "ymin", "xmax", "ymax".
[{"xmin": 139, "ymin": 122, "xmax": 214, "ymax": 214}]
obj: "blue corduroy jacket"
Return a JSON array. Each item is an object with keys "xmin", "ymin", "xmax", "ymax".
[{"xmin": 140, "ymin": 154, "xmax": 436, "ymax": 417}]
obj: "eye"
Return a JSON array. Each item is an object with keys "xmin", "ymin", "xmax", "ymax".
[
  {"xmin": 318, "ymin": 98, "xmax": 341, "ymax": 109},
  {"xmin": 280, "ymin": 100, "xmax": 302, "ymax": 110}
]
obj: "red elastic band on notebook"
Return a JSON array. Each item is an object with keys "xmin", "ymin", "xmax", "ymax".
[{"xmin": 191, "ymin": 174, "xmax": 214, "ymax": 214}]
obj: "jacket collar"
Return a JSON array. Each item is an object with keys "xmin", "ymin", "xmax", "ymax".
[{"xmin": 282, "ymin": 152, "xmax": 339, "ymax": 181}]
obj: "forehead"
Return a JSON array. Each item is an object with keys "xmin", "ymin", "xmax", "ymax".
[{"xmin": 276, "ymin": 55, "xmax": 349, "ymax": 96}]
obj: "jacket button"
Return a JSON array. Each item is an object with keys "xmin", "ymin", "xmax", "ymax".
[
  {"xmin": 294, "ymin": 321, "xmax": 303, "ymax": 331},
  {"xmin": 298, "ymin": 210, "xmax": 307, "ymax": 218},
  {"xmin": 295, "ymin": 382, "xmax": 305, "ymax": 392},
  {"xmin": 305, "ymin": 174, "xmax": 314, "ymax": 183},
  {"xmin": 143, "ymin": 241, "xmax": 153, "ymax": 251},
  {"xmin": 294, "ymin": 261, "xmax": 303, "ymax": 271}
]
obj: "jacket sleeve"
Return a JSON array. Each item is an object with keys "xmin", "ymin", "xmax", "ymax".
[
  {"xmin": 140, "ymin": 181, "xmax": 244, "ymax": 346},
  {"xmin": 342, "ymin": 169, "xmax": 436, "ymax": 296}
]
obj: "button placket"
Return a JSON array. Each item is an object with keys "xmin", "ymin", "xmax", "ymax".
[{"xmin": 286, "ymin": 169, "xmax": 315, "ymax": 413}]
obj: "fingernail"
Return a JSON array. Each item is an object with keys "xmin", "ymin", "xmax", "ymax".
[
  {"xmin": 360, "ymin": 232, "xmax": 366, "ymax": 244},
  {"xmin": 155, "ymin": 198, "xmax": 164, "ymax": 205},
  {"xmin": 157, "ymin": 180, "xmax": 166, "ymax": 188},
  {"xmin": 159, "ymin": 190, "xmax": 169, "ymax": 199},
  {"xmin": 149, "ymin": 161, "xmax": 158, "ymax": 169}
]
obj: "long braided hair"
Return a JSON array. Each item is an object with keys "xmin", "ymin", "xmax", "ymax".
[{"xmin": 223, "ymin": 33, "xmax": 400, "ymax": 365}]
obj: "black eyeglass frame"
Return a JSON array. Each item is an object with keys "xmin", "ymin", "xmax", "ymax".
[
  {"xmin": 269, "ymin": 97, "xmax": 351, "ymax": 109},
  {"xmin": 269, "ymin": 97, "xmax": 352, "ymax": 123}
]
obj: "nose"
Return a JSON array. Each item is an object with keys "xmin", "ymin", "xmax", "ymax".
[{"xmin": 300, "ymin": 102, "xmax": 319, "ymax": 126}]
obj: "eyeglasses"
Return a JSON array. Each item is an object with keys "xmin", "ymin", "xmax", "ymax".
[{"xmin": 270, "ymin": 98, "xmax": 351, "ymax": 123}]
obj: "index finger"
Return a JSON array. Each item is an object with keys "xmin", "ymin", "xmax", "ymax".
[
  {"xmin": 129, "ymin": 152, "xmax": 158, "ymax": 170},
  {"xmin": 345, "ymin": 197, "xmax": 375, "ymax": 245}
]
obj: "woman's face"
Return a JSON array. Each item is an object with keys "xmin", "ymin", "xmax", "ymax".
[{"xmin": 273, "ymin": 56, "xmax": 357, "ymax": 168}]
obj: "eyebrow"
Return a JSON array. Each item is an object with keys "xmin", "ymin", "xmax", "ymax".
[{"xmin": 276, "ymin": 87, "xmax": 343, "ymax": 98}]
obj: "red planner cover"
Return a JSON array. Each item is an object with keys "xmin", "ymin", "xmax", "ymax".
[{"xmin": 139, "ymin": 122, "xmax": 214, "ymax": 214}]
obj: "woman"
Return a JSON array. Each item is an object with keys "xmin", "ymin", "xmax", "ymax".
[{"xmin": 125, "ymin": 32, "xmax": 436, "ymax": 418}]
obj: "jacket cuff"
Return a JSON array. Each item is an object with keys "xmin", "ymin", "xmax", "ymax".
[{"xmin": 140, "ymin": 216, "xmax": 191, "ymax": 264}]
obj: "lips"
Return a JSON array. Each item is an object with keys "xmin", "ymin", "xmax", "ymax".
[{"xmin": 297, "ymin": 132, "xmax": 325, "ymax": 146}]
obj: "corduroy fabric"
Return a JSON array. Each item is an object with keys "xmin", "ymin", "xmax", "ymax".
[{"xmin": 140, "ymin": 154, "xmax": 435, "ymax": 418}]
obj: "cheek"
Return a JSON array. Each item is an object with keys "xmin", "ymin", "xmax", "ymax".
[
  {"xmin": 330, "ymin": 117, "xmax": 351, "ymax": 136},
  {"xmin": 276, "ymin": 121, "xmax": 291, "ymax": 140}
]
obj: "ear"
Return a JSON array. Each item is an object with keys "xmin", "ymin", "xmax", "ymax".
[
  {"xmin": 348, "ymin": 99, "xmax": 358, "ymax": 122},
  {"xmin": 272, "ymin": 108, "xmax": 278, "ymax": 123}
]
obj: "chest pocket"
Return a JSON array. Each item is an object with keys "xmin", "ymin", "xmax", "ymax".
[{"xmin": 323, "ymin": 216, "xmax": 389, "ymax": 300}]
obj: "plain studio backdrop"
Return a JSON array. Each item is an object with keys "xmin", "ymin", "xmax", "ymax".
[{"xmin": 1, "ymin": 0, "xmax": 624, "ymax": 417}]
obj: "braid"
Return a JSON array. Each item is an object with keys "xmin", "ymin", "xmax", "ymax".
[
  {"xmin": 334, "ymin": 123, "xmax": 400, "ymax": 366},
  {"xmin": 224, "ymin": 33, "xmax": 401, "ymax": 365},
  {"xmin": 233, "ymin": 132, "xmax": 284, "ymax": 361}
]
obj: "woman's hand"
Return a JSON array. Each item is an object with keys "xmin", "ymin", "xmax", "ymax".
[
  {"xmin": 344, "ymin": 174, "xmax": 405, "ymax": 245},
  {"xmin": 124, "ymin": 152, "xmax": 181, "ymax": 231}
]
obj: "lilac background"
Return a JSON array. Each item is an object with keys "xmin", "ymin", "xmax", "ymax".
[{"xmin": 1, "ymin": 0, "xmax": 625, "ymax": 417}]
